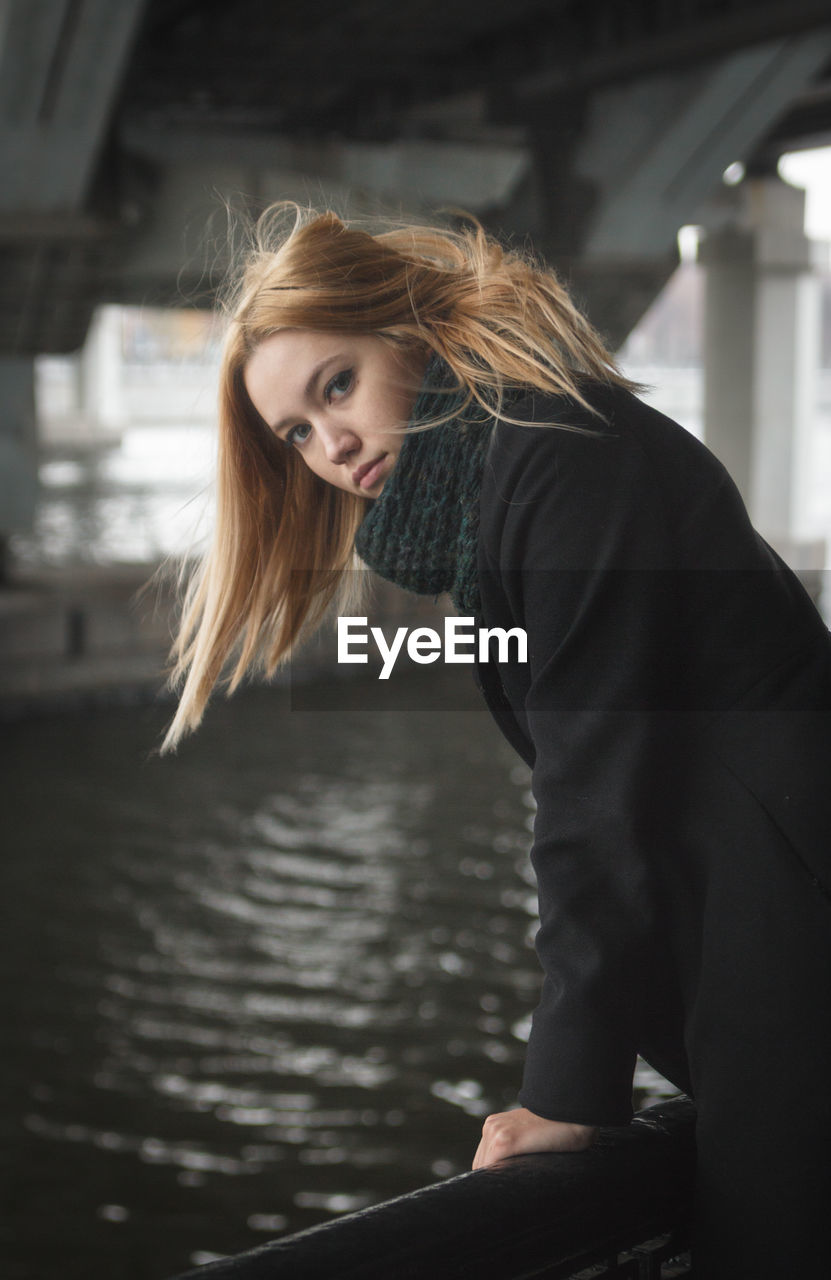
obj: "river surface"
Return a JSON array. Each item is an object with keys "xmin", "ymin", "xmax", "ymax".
[{"xmin": 3, "ymin": 675, "xmax": 673, "ymax": 1279}]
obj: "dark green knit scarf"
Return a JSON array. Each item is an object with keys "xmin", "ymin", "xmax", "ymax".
[{"xmin": 354, "ymin": 356, "xmax": 508, "ymax": 618}]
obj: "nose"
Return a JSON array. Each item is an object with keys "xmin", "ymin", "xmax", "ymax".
[{"xmin": 320, "ymin": 422, "xmax": 360, "ymax": 464}]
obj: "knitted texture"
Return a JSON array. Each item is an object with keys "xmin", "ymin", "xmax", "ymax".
[{"xmin": 354, "ymin": 357, "xmax": 503, "ymax": 617}]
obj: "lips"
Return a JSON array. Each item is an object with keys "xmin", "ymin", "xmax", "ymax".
[{"xmin": 352, "ymin": 454, "xmax": 387, "ymax": 490}]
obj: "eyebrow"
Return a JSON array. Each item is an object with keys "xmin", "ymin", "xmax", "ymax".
[{"xmin": 269, "ymin": 353, "xmax": 345, "ymax": 435}]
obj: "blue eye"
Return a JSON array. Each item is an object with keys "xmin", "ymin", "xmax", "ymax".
[
  {"xmin": 325, "ymin": 368, "xmax": 353, "ymax": 401},
  {"xmin": 286, "ymin": 422, "xmax": 312, "ymax": 447}
]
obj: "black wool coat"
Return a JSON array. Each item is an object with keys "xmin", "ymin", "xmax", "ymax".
[{"xmin": 473, "ymin": 382, "xmax": 831, "ymax": 1129}]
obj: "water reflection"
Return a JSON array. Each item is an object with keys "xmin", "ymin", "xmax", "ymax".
[
  {"xmin": 2, "ymin": 681, "xmax": 676, "ymax": 1278},
  {"xmin": 13, "ymin": 421, "xmax": 214, "ymax": 569}
]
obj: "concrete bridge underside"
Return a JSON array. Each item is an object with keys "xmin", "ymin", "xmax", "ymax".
[{"xmin": 3, "ymin": 0, "xmax": 831, "ymax": 556}]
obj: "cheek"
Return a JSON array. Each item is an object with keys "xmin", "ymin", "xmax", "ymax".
[
  {"xmin": 286, "ymin": 441, "xmax": 324, "ymax": 483},
  {"xmin": 370, "ymin": 382, "xmax": 410, "ymax": 433},
  {"xmin": 379, "ymin": 402, "xmax": 409, "ymax": 442},
  {"xmin": 302, "ymin": 448, "xmax": 353, "ymax": 493},
  {"xmin": 305, "ymin": 452, "xmax": 331, "ymax": 483}
]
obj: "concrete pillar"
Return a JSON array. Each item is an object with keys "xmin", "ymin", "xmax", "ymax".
[
  {"xmin": 700, "ymin": 225, "xmax": 756, "ymax": 504},
  {"xmin": 700, "ymin": 178, "xmax": 821, "ymax": 557},
  {"xmin": 0, "ymin": 356, "xmax": 38, "ymax": 578},
  {"xmin": 78, "ymin": 305, "xmax": 128, "ymax": 437}
]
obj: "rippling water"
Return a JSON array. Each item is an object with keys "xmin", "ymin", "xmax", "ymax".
[{"xmin": 2, "ymin": 675, "xmax": 675, "ymax": 1279}]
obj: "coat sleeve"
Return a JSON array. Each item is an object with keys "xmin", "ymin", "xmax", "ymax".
[{"xmin": 482, "ymin": 404, "xmax": 687, "ymax": 1126}]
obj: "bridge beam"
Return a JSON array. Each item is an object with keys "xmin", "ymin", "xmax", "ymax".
[
  {"xmin": 0, "ymin": 0, "xmax": 146, "ymax": 214},
  {"xmin": 494, "ymin": 31, "xmax": 831, "ymax": 345},
  {"xmin": 108, "ymin": 128, "xmax": 533, "ymax": 310}
]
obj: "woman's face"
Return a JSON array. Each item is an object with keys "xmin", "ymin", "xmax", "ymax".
[{"xmin": 244, "ymin": 330, "xmax": 428, "ymax": 497}]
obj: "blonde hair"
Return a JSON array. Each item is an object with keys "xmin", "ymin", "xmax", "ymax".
[{"xmin": 162, "ymin": 202, "xmax": 633, "ymax": 750}]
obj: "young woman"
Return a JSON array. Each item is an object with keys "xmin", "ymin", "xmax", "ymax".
[{"xmin": 166, "ymin": 204, "xmax": 831, "ymax": 1275}]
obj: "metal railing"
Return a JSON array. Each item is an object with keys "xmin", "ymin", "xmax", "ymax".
[{"xmin": 170, "ymin": 1096, "xmax": 695, "ymax": 1279}]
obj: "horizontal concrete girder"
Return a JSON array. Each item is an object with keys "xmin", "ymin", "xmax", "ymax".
[
  {"xmin": 107, "ymin": 132, "xmax": 534, "ymax": 310},
  {"xmin": 120, "ymin": 124, "xmax": 533, "ymax": 213}
]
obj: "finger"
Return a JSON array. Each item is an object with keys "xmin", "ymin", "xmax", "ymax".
[{"xmin": 473, "ymin": 1132, "xmax": 497, "ymax": 1170}]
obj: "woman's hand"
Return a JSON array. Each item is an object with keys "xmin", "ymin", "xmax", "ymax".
[{"xmin": 472, "ymin": 1107, "xmax": 599, "ymax": 1170}]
